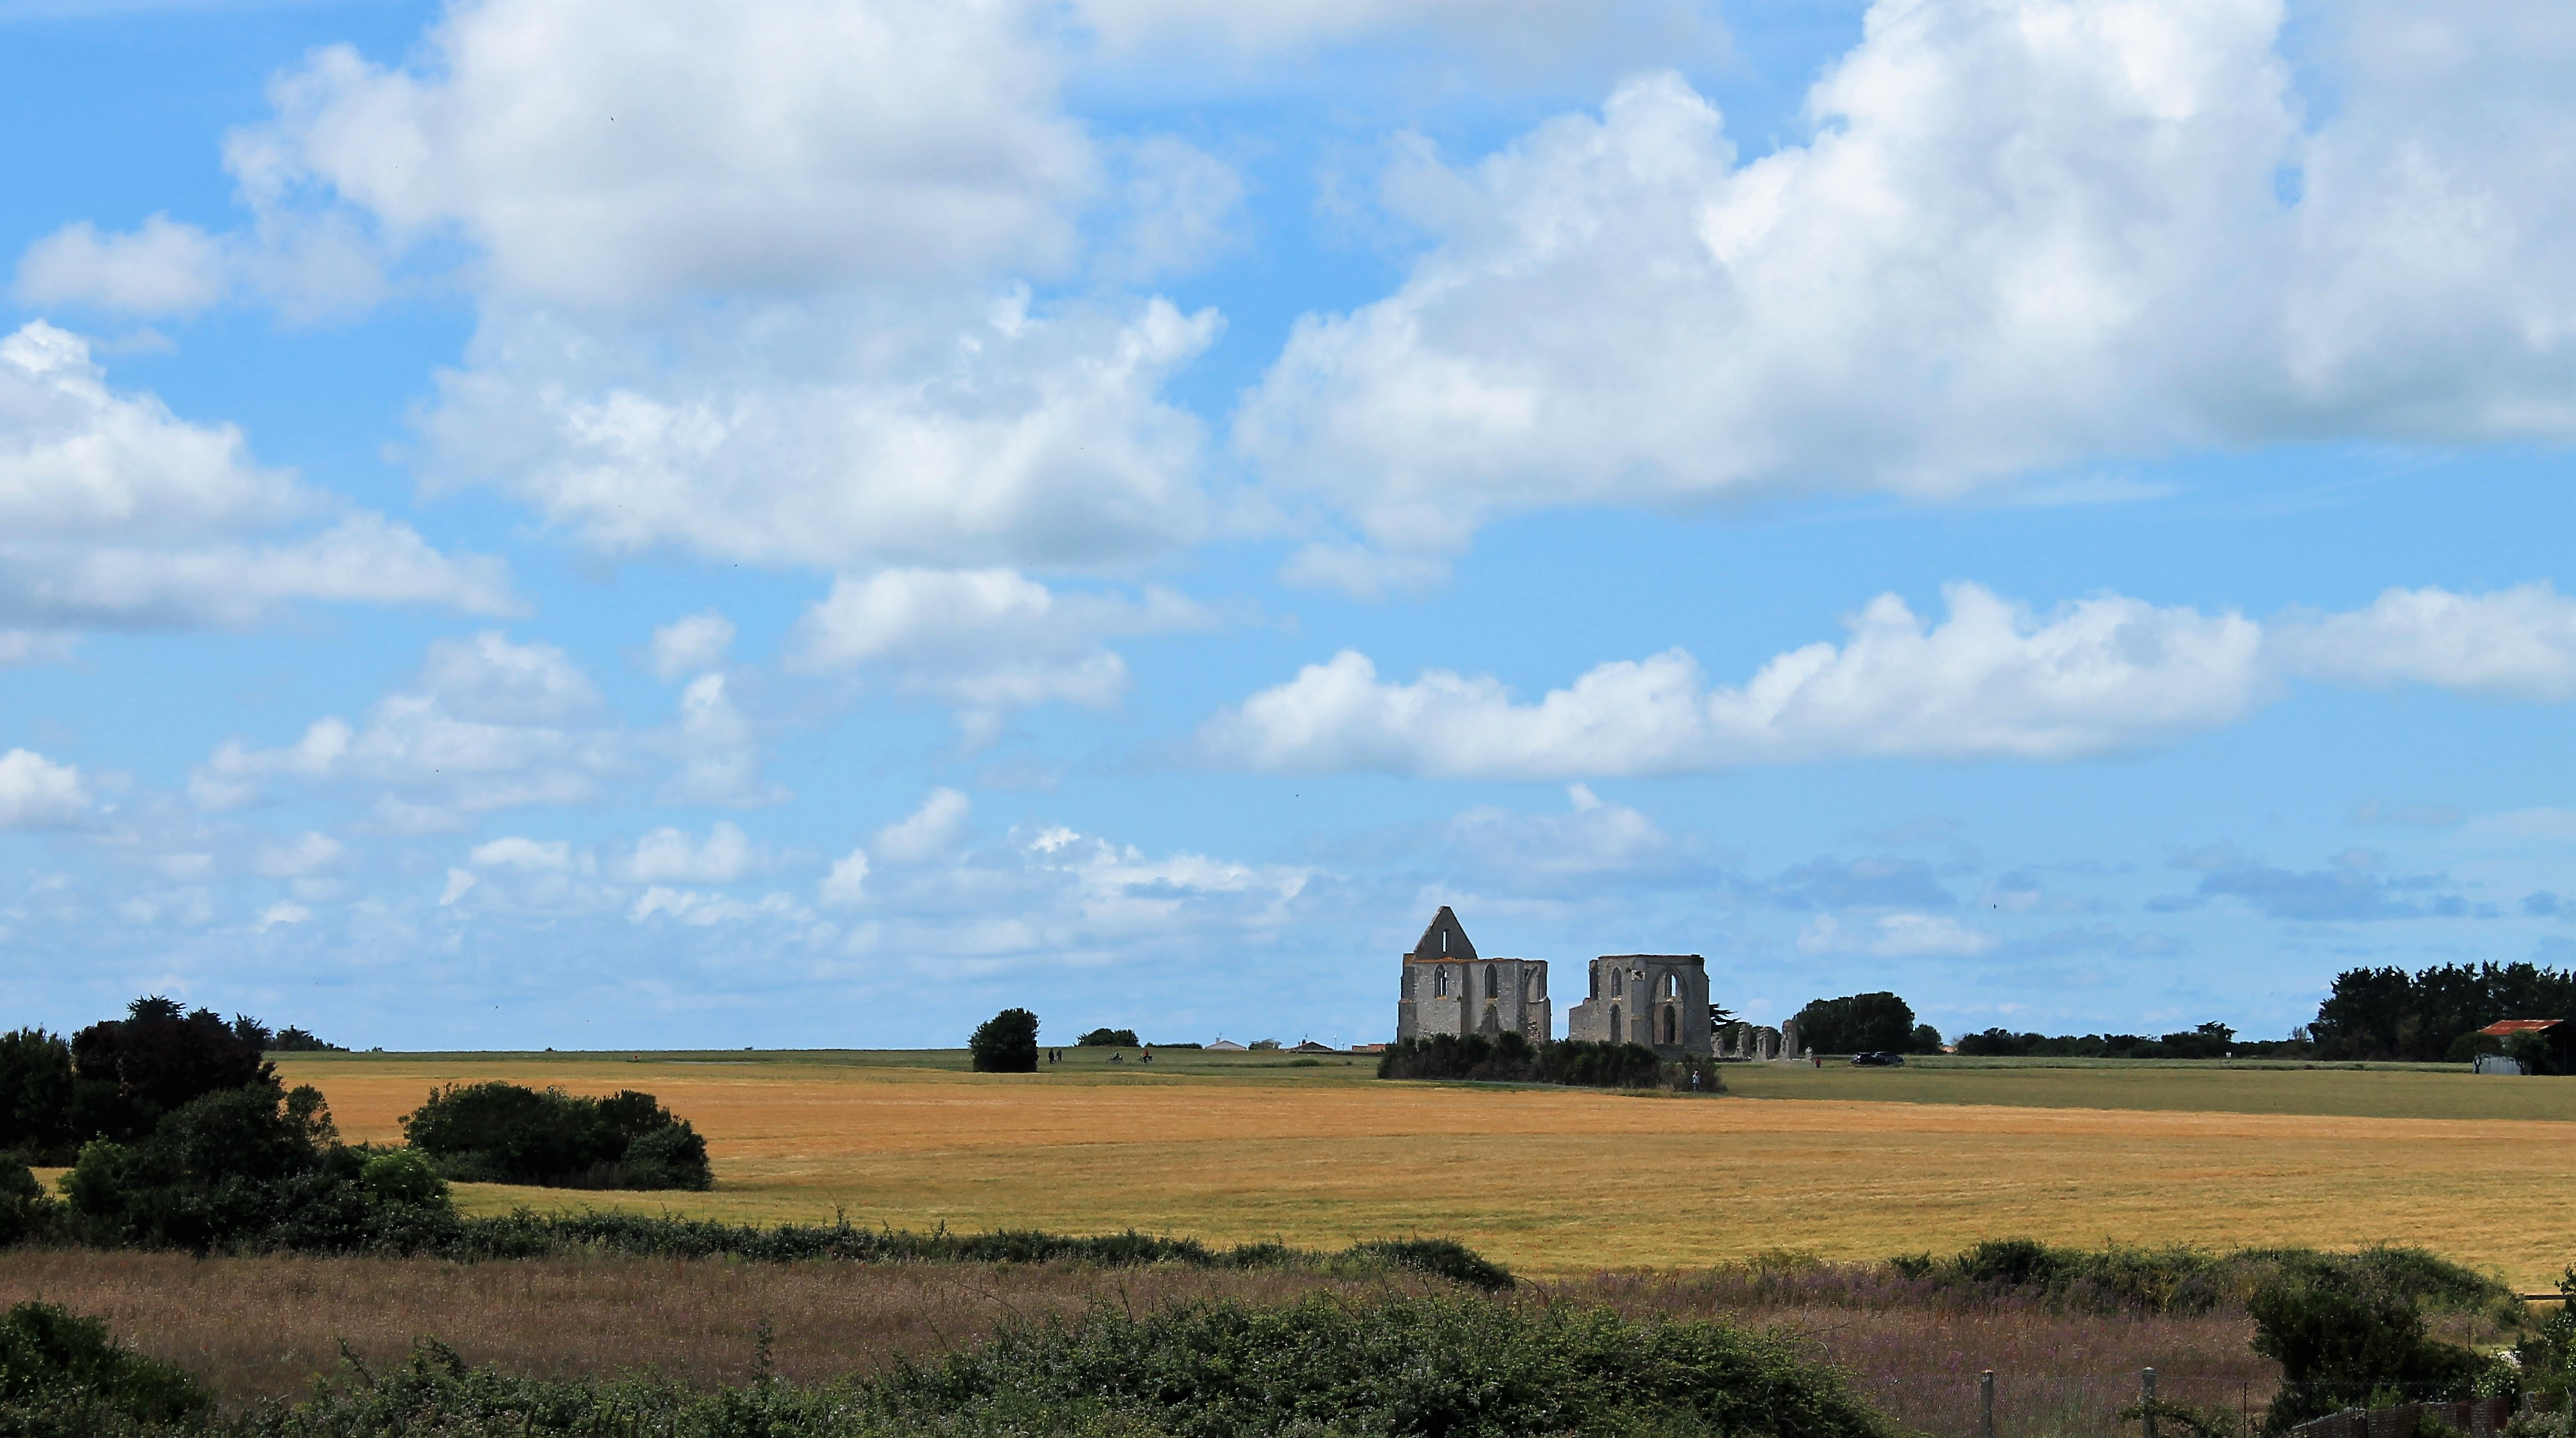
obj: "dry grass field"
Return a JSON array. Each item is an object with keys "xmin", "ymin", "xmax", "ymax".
[
  {"xmin": 0, "ymin": 1248, "xmax": 2280, "ymax": 1438},
  {"xmin": 269, "ymin": 1050, "xmax": 2576, "ymax": 1288}
]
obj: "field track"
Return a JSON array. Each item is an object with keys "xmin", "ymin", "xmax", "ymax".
[{"xmin": 273, "ymin": 1052, "xmax": 2576, "ymax": 1286}]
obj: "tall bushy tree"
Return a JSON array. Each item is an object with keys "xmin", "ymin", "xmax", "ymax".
[
  {"xmin": 969, "ymin": 1009, "xmax": 1040, "ymax": 1073},
  {"xmin": 0, "ymin": 1030, "xmax": 76, "ymax": 1161},
  {"xmin": 2312, "ymin": 962, "xmax": 2576, "ymax": 1061},
  {"xmin": 1794, "ymin": 993, "xmax": 1918, "ymax": 1054},
  {"xmin": 69, "ymin": 997, "xmax": 273, "ymax": 1143}
]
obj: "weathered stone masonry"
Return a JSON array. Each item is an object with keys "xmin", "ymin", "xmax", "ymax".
[
  {"xmin": 1565, "ymin": 954, "xmax": 1714, "ymax": 1058},
  {"xmin": 1393, "ymin": 906, "xmax": 1552, "ymax": 1044}
]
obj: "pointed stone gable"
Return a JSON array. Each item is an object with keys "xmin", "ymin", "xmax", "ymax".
[{"xmin": 1408, "ymin": 904, "xmax": 1478, "ymax": 962}]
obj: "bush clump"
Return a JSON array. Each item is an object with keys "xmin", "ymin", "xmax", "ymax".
[
  {"xmin": 968, "ymin": 1007, "xmax": 1040, "ymax": 1073},
  {"xmin": 2251, "ymin": 1253, "xmax": 2503, "ymax": 1430},
  {"xmin": 0, "ymin": 1300, "xmax": 209, "ymax": 1434},
  {"xmin": 1075, "ymin": 1027, "xmax": 1140, "ymax": 1047},
  {"xmin": 1885, "ymin": 1239, "xmax": 2514, "ymax": 1322},
  {"xmin": 1378, "ymin": 1031, "xmax": 1722, "ymax": 1092},
  {"xmin": 57, "ymin": 1081, "xmax": 459, "ymax": 1255},
  {"xmin": 399, "ymin": 1083, "xmax": 712, "ymax": 1190},
  {"xmin": 235, "ymin": 1295, "xmax": 1895, "ymax": 1438},
  {"xmin": 875, "ymin": 1293, "xmax": 1896, "ymax": 1438}
]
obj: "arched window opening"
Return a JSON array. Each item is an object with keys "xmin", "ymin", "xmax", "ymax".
[
  {"xmin": 1485, "ymin": 963, "xmax": 1498, "ymax": 999},
  {"xmin": 1433, "ymin": 966, "xmax": 1448, "ymax": 997},
  {"xmin": 1588, "ymin": 966, "xmax": 1599, "ymax": 999},
  {"xmin": 1662, "ymin": 1007, "xmax": 1678, "ymax": 1045},
  {"xmin": 1661, "ymin": 973, "xmax": 1678, "ymax": 998}
]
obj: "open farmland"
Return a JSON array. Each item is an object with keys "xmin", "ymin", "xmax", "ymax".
[{"xmin": 272, "ymin": 1050, "xmax": 2576, "ymax": 1287}]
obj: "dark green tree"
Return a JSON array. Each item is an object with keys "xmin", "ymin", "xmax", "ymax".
[
  {"xmin": 969, "ymin": 1009, "xmax": 1040, "ymax": 1073},
  {"xmin": 0, "ymin": 1029, "xmax": 76, "ymax": 1161},
  {"xmin": 1076, "ymin": 1027, "xmax": 1141, "ymax": 1048},
  {"xmin": 68, "ymin": 997, "xmax": 273, "ymax": 1143},
  {"xmin": 1908, "ymin": 1023, "xmax": 1944, "ymax": 1054},
  {"xmin": 60, "ymin": 1079, "xmax": 457, "ymax": 1254},
  {"xmin": 268, "ymin": 1026, "xmax": 343, "ymax": 1052},
  {"xmin": 399, "ymin": 1083, "xmax": 710, "ymax": 1189},
  {"xmin": 1795, "ymin": 993, "xmax": 1918, "ymax": 1054},
  {"xmin": 2311, "ymin": 961, "xmax": 2576, "ymax": 1061}
]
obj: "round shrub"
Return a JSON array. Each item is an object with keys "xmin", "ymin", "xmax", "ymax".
[{"xmin": 968, "ymin": 1008, "xmax": 1040, "ymax": 1073}]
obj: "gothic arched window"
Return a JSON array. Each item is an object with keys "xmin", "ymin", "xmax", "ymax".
[
  {"xmin": 1662, "ymin": 1006, "xmax": 1678, "ymax": 1044},
  {"xmin": 1485, "ymin": 963, "xmax": 1498, "ymax": 999},
  {"xmin": 1433, "ymin": 966, "xmax": 1448, "ymax": 997}
]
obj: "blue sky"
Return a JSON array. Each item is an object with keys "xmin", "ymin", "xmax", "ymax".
[{"xmin": 1, "ymin": 0, "xmax": 2570, "ymax": 1051}]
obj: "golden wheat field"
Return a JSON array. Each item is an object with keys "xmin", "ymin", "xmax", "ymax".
[{"xmin": 272, "ymin": 1051, "xmax": 2576, "ymax": 1287}]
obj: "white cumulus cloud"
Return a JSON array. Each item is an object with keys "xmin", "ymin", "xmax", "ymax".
[
  {"xmin": 627, "ymin": 822, "xmax": 761, "ymax": 885},
  {"xmin": 819, "ymin": 848, "xmax": 871, "ymax": 908},
  {"xmin": 873, "ymin": 788, "xmax": 973, "ymax": 865},
  {"xmin": 1198, "ymin": 581, "xmax": 2576, "ymax": 779},
  {"xmin": 253, "ymin": 831, "xmax": 343, "ymax": 877},
  {"xmin": 13, "ymin": 217, "xmax": 230, "ymax": 318},
  {"xmin": 1238, "ymin": 1, "xmax": 2576, "ymax": 569},
  {"xmin": 0, "ymin": 322, "xmax": 511, "ymax": 634},
  {"xmin": 228, "ymin": 0, "xmax": 1093, "ymax": 308},
  {"xmin": 419, "ymin": 298, "xmax": 1220, "ymax": 573},
  {"xmin": 649, "ymin": 611, "xmax": 736, "ymax": 681},
  {"xmin": 0, "ymin": 748, "xmax": 90, "ymax": 829},
  {"xmin": 467, "ymin": 836, "xmax": 574, "ymax": 870},
  {"xmin": 1201, "ymin": 584, "xmax": 2270, "ymax": 777},
  {"xmin": 790, "ymin": 567, "xmax": 1214, "ymax": 724},
  {"xmin": 193, "ymin": 632, "xmax": 619, "ymax": 814},
  {"xmin": 2271, "ymin": 582, "xmax": 2576, "ymax": 702}
]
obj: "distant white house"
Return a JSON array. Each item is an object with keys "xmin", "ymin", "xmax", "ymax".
[{"xmin": 1205, "ymin": 1038, "xmax": 1248, "ymax": 1052}]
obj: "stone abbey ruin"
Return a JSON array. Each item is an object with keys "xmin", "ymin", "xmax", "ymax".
[{"xmin": 1393, "ymin": 907, "xmax": 1805, "ymax": 1061}]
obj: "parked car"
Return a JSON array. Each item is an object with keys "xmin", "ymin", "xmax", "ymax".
[{"xmin": 1849, "ymin": 1052, "xmax": 1906, "ymax": 1066}]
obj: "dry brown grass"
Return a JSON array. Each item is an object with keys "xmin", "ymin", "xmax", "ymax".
[
  {"xmin": 0, "ymin": 1247, "xmax": 2283, "ymax": 1438},
  {"xmin": 0, "ymin": 1248, "xmax": 1361, "ymax": 1408},
  {"xmin": 272, "ymin": 1053, "xmax": 2576, "ymax": 1288}
]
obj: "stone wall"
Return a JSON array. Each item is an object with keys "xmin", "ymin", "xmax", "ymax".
[
  {"xmin": 1566, "ymin": 955, "xmax": 1712, "ymax": 1057},
  {"xmin": 1716, "ymin": 1021, "xmax": 1811, "ymax": 1062},
  {"xmin": 1396, "ymin": 955, "xmax": 1550, "ymax": 1043}
]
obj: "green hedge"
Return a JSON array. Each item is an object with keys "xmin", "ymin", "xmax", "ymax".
[{"xmin": 1, "ymin": 1294, "xmax": 1896, "ymax": 1437}]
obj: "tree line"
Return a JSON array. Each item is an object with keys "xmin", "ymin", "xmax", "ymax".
[
  {"xmin": 0, "ymin": 996, "xmax": 713, "ymax": 1257},
  {"xmin": 1804, "ymin": 958, "xmax": 2576, "ymax": 1066},
  {"xmin": 2309, "ymin": 960, "xmax": 2576, "ymax": 1065}
]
